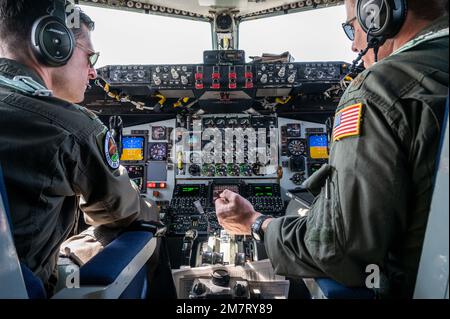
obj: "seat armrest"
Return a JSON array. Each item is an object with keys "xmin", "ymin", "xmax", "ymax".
[
  {"xmin": 314, "ymin": 278, "xmax": 375, "ymax": 299},
  {"xmin": 80, "ymin": 231, "xmax": 153, "ymax": 285},
  {"xmin": 53, "ymin": 231, "xmax": 156, "ymax": 299}
]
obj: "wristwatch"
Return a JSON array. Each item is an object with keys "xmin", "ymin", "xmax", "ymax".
[{"xmin": 251, "ymin": 215, "xmax": 273, "ymax": 242}]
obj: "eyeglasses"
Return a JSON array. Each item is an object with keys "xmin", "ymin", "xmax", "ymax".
[
  {"xmin": 76, "ymin": 43, "xmax": 100, "ymax": 68},
  {"xmin": 342, "ymin": 16, "xmax": 357, "ymax": 41}
]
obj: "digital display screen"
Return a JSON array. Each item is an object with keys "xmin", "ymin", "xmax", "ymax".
[
  {"xmin": 121, "ymin": 136, "xmax": 145, "ymax": 161},
  {"xmin": 212, "ymin": 185, "xmax": 239, "ymax": 201},
  {"xmin": 147, "ymin": 161, "xmax": 167, "ymax": 181},
  {"xmin": 254, "ymin": 185, "xmax": 273, "ymax": 197},
  {"xmin": 124, "ymin": 165, "xmax": 145, "ymax": 193},
  {"xmin": 180, "ymin": 186, "xmax": 200, "ymax": 197},
  {"xmin": 308, "ymin": 134, "xmax": 329, "ymax": 159}
]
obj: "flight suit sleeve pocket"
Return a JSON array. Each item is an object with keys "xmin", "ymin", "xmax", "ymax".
[{"xmin": 304, "ymin": 167, "xmax": 345, "ymax": 264}]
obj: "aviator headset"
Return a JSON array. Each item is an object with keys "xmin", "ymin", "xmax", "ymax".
[
  {"xmin": 356, "ymin": 0, "xmax": 408, "ymax": 47},
  {"xmin": 31, "ymin": 0, "xmax": 75, "ymax": 67},
  {"xmin": 348, "ymin": 0, "xmax": 408, "ymax": 70}
]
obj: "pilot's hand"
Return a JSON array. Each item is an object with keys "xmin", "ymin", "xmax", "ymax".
[{"xmin": 215, "ymin": 189, "xmax": 262, "ymax": 235}]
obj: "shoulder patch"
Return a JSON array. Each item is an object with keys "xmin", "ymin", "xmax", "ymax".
[
  {"xmin": 104, "ymin": 130, "xmax": 120, "ymax": 169},
  {"xmin": 332, "ymin": 103, "xmax": 363, "ymax": 142}
]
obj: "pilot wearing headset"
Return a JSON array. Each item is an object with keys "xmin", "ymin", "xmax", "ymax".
[
  {"xmin": 215, "ymin": 0, "xmax": 448, "ymax": 298},
  {"xmin": 0, "ymin": 0, "xmax": 158, "ymax": 296}
]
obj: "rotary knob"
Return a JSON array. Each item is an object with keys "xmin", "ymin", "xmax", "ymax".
[
  {"xmin": 234, "ymin": 283, "xmax": 247, "ymax": 297},
  {"xmin": 188, "ymin": 164, "xmax": 201, "ymax": 176},
  {"xmin": 111, "ymin": 70, "xmax": 121, "ymax": 82},
  {"xmin": 287, "ymin": 74, "xmax": 296, "ymax": 83},
  {"xmin": 153, "ymin": 76, "xmax": 162, "ymax": 86},
  {"xmin": 260, "ymin": 74, "xmax": 268, "ymax": 84},
  {"xmin": 125, "ymin": 73, "xmax": 133, "ymax": 82},
  {"xmin": 171, "ymin": 68, "xmax": 179, "ymax": 80},
  {"xmin": 291, "ymin": 172, "xmax": 306, "ymax": 185},
  {"xmin": 212, "ymin": 269, "xmax": 230, "ymax": 287},
  {"xmin": 137, "ymin": 70, "xmax": 145, "ymax": 79},
  {"xmin": 181, "ymin": 75, "xmax": 189, "ymax": 85},
  {"xmin": 192, "ymin": 282, "xmax": 206, "ymax": 295}
]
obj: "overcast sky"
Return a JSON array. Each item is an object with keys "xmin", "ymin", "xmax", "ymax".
[{"xmin": 79, "ymin": 4, "xmax": 356, "ymax": 67}]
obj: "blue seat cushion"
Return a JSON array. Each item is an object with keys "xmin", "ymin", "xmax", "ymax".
[
  {"xmin": 119, "ymin": 265, "xmax": 148, "ymax": 299},
  {"xmin": 80, "ymin": 231, "xmax": 153, "ymax": 285},
  {"xmin": 20, "ymin": 263, "xmax": 47, "ymax": 299},
  {"xmin": 315, "ymin": 278, "xmax": 375, "ymax": 299}
]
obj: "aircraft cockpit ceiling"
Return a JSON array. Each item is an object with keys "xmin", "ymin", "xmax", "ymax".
[{"xmin": 75, "ymin": 0, "xmax": 344, "ymax": 22}]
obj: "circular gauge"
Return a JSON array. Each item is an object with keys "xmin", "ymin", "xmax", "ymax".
[
  {"xmin": 189, "ymin": 164, "xmax": 201, "ymax": 176},
  {"xmin": 190, "ymin": 152, "xmax": 201, "ymax": 164},
  {"xmin": 216, "ymin": 13, "xmax": 233, "ymax": 31},
  {"xmin": 240, "ymin": 164, "xmax": 252, "ymax": 176},
  {"xmin": 215, "ymin": 164, "xmax": 227, "ymax": 177},
  {"xmin": 227, "ymin": 164, "xmax": 240, "ymax": 176},
  {"xmin": 227, "ymin": 118, "xmax": 238, "ymax": 127},
  {"xmin": 152, "ymin": 126, "xmax": 167, "ymax": 140},
  {"xmin": 149, "ymin": 143, "xmax": 167, "ymax": 161},
  {"xmin": 286, "ymin": 124, "xmax": 301, "ymax": 138},
  {"xmin": 291, "ymin": 172, "xmax": 306, "ymax": 185},
  {"xmin": 252, "ymin": 163, "xmax": 264, "ymax": 176},
  {"xmin": 239, "ymin": 118, "xmax": 250, "ymax": 127},
  {"xmin": 215, "ymin": 118, "xmax": 226, "ymax": 127},
  {"xmin": 288, "ymin": 139, "xmax": 306, "ymax": 156},
  {"xmin": 202, "ymin": 164, "xmax": 215, "ymax": 177},
  {"xmin": 204, "ymin": 118, "xmax": 214, "ymax": 127}
]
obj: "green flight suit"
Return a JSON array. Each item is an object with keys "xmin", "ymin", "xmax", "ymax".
[
  {"xmin": 0, "ymin": 58, "xmax": 158, "ymax": 291},
  {"xmin": 264, "ymin": 16, "xmax": 449, "ymax": 298}
]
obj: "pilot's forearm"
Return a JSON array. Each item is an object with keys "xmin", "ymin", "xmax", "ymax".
[{"xmin": 264, "ymin": 215, "xmax": 327, "ymax": 278}]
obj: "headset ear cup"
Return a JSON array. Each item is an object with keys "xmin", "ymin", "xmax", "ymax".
[
  {"xmin": 356, "ymin": 0, "xmax": 407, "ymax": 40},
  {"xmin": 356, "ymin": 0, "xmax": 387, "ymax": 34},
  {"xmin": 386, "ymin": 0, "xmax": 408, "ymax": 38},
  {"xmin": 31, "ymin": 15, "xmax": 75, "ymax": 67}
]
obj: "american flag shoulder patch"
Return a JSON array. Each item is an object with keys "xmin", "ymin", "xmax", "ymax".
[{"xmin": 333, "ymin": 103, "xmax": 363, "ymax": 142}]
